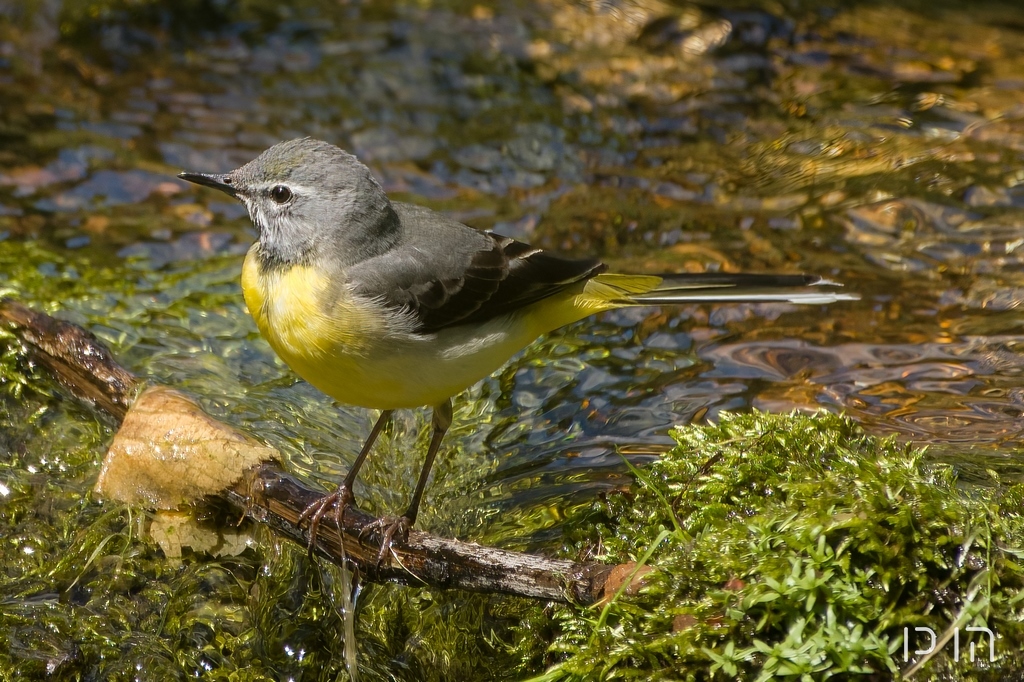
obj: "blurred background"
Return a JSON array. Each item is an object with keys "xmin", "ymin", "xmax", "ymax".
[{"xmin": 2, "ymin": 0, "xmax": 1024, "ymax": 675}]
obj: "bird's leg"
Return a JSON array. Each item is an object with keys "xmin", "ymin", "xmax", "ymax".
[
  {"xmin": 403, "ymin": 399, "xmax": 453, "ymax": 527},
  {"xmin": 368, "ymin": 398, "xmax": 452, "ymax": 564},
  {"xmin": 299, "ymin": 409, "xmax": 392, "ymax": 553}
]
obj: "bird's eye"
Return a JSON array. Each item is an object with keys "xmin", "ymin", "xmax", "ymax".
[{"xmin": 271, "ymin": 185, "xmax": 292, "ymax": 204}]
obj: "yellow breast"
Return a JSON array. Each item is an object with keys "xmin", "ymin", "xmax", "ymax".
[{"xmin": 240, "ymin": 245, "xmax": 386, "ymax": 393}]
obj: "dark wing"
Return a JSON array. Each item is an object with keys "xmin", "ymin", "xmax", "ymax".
[
  {"xmin": 350, "ymin": 228, "xmax": 605, "ymax": 334},
  {"xmin": 409, "ymin": 233, "xmax": 605, "ymax": 332}
]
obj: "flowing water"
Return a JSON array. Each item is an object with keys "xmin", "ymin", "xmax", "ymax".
[{"xmin": 2, "ymin": 0, "xmax": 1024, "ymax": 677}]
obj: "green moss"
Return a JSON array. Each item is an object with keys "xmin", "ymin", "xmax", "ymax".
[{"xmin": 539, "ymin": 411, "xmax": 1024, "ymax": 680}]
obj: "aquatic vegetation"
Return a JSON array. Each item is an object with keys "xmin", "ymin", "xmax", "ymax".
[
  {"xmin": 537, "ymin": 411, "xmax": 1024, "ymax": 679},
  {"xmin": 520, "ymin": 411, "xmax": 1024, "ymax": 675}
]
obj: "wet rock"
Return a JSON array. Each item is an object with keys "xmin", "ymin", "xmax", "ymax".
[
  {"xmin": 0, "ymin": 147, "xmax": 105, "ymax": 196},
  {"xmin": 964, "ymin": 185, "xmax": 1012, "ymax": 208},
  {"xmin": 652, "ymin": 182, "xmax": 697, "ymax": 202},
  {"xmin": 117, "ymin": 231, "xmax": 247, "ymax": 268},
  {"xmin": 552, "ymin": 0, "xmax": 675, "ymax": 48},
  {"xmin": 350, "ymin": 127, "xmax": 437, "ymax": 162},
  {"xmin": 453, "ymin": 144, "xmax": 506, "ymax": 173},
  {"xmin": 36, "ymin": 169, "xmax": 173, "ymax": 211},
  {"xmin": 506, "ymin": 129, "xmax": 561, "ymax": 173}
]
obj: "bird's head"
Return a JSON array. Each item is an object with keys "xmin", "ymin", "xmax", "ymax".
[{"xmin": 179, "ymin": 138, "xmax": 398, "ymax": 268}]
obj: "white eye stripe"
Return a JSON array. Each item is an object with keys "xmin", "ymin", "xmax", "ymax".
[{"xmin": 252, "ymin": 182, "xmax": 314, "ymax": 197}]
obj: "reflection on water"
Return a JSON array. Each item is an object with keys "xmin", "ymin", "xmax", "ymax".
[{"xmin": 703, "ymin": 338, "xmax": 1024, "ymax": 449}]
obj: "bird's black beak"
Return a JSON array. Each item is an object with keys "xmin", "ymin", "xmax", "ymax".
[{"xmin": 178, "ymin": 171, "xmax": 239, "ymax": 198}]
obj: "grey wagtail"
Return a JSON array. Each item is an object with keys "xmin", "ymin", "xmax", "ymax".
[{"xmin": 179, "ymin": 137, "xmax": 856, "ymax": 549}]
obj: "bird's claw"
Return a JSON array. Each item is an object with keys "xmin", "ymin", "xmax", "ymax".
[
  {"xmin": 360, "ymin": 514, "xmax": 412, "ymax": 565},
  {"xmin": 297, "ymin": 484, "xmax": 355, "ymax": 555}
]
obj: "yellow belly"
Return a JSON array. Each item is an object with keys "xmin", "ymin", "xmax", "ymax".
[{"xmin": 240, "ymin": 245, "xmax": 608, "ymax": 409}]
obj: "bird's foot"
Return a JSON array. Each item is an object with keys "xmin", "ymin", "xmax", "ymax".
[
  {"xmin": 360, "ymin": 514, "xmax": 412, "ymax": 565},
  {"xmin": 297, "ymin": 484, "xmax": 355, "ymax": 555}
]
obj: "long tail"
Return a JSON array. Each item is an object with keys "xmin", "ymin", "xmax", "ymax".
[{"xmin": 584, "ymin": 272, "xmax": 859, "ymax": 307}]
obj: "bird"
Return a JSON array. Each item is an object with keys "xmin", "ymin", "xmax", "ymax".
[{"xmin": 179, "ymin": 137, "xmax": 856, "ymax": 554}]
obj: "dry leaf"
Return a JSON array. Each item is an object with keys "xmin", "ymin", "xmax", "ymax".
[
  {"xmin": 95, "ymin": 385, "xmax": 278, "ymax": 508},
  {"xmin": 599, "ymin": 561, "xmax": 655, "ymax": 604}
]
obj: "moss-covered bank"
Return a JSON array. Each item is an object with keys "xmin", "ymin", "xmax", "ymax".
[{"xmin": 535, "ymin": 411, "xmax": 1024, "ymax": 680}]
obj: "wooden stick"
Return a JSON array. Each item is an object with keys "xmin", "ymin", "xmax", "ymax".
[
  {"xmin": 0, "ymin": 300, "xmax": 139, "ymax": 420},
  {"xmin": 1, "ymin": 298, "xmax": 614, "ymax": 604}
]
